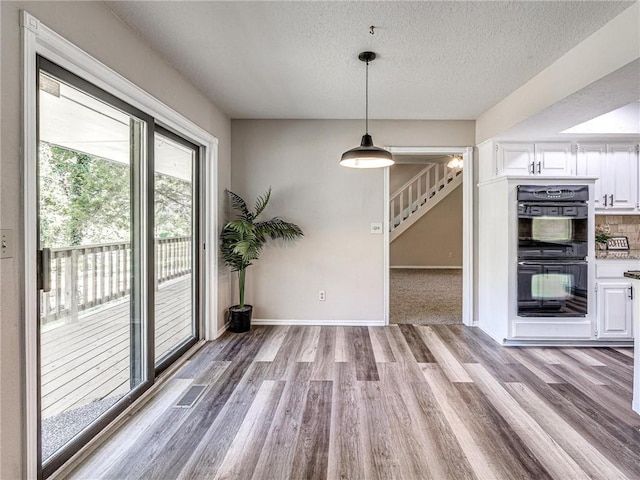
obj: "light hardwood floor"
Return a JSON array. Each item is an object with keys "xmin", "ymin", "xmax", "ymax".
[{"xmin": 67, "ymin": 325, "xmax": 640, "ymax": 480}]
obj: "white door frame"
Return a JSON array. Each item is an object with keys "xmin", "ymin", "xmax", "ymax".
[
  {"xmin": 383, "ymin": 146, "xmax": 474, "ymax": 326},
  {"xmin": 22, "ymin": 11, "xmax": 218, "ymax": 478}
]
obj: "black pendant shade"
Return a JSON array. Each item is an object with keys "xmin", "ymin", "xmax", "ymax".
[
  {"xmin": 340, "ymin": 134, "xmax": 394, "ymax": 168},
  {"xmin": 340, "ymin": 51, "xmax": 394, "ymax": 169}
]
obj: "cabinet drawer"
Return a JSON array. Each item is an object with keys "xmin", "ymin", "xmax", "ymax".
[{"xmin": 596, "ymin": 261, "xmax": 640, "ymax": 278}]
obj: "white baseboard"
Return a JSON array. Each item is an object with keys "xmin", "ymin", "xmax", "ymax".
[
  {"xmin": 252, "ymin": 318, "xmax": 386, "ymax": 327},
  {"xmin": 390, "ymin": 265, "xmax": 463, "ymax": 270},
  {"xmin": 215, "ymin": 321, "xmax": 229, "ymax": 338}
]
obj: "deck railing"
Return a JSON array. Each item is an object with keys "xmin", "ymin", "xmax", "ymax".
[{"xmin": 41, "ymin": 236, "xmax": 192, "ymax": 324}]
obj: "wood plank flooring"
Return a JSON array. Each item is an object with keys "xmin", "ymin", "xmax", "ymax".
[{"xmin": 66, "ymin": 325, "xmax": 640, "ymax": 480}]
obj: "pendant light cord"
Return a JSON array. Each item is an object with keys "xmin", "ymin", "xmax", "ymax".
[{"xmin": 365, "ymin": 59, "xmax": 369, "ymax": 134}]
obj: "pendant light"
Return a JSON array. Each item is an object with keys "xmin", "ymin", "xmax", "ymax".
[{"xmin": 340, "ymin": 51, "xmax": 394, "ymax": 168}]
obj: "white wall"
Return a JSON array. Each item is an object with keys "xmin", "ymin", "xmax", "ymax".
[
  {"xmin": 0, "ymin": 2, "xmax": 231, "ymax": 477},
  {"xmin": 230, "ymin": 119, "xmax": 474, "ymax": 322}
]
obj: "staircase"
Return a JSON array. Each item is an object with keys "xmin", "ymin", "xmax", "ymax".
[{"xmin": 389, "ymin": 162, "xmax": 462, "ymax": 242}]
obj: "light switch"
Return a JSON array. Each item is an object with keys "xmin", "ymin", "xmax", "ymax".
[
  {"xmin": 1, "ymin": 230, "xmax": 13, "ymax": 259},
  {"xmin": 370, "ymin": 222, "xmax": 383, "ymax": 234}
]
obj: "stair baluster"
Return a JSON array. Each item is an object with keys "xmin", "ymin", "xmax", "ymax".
[{"xmin": 389, "ymin": 161, "xmax": 463, "ymax": 240}]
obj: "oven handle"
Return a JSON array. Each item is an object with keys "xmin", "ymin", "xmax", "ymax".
[
  {"xmin": 518, "ymin": 260, "xmax": 588, "ymax": 266},
  {"xmin": 517, "ymin": 202, "xmax": 587, "ymax": 207}
]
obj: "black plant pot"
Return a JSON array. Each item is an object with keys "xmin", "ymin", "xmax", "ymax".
[{"xmin": 228, "ymin": 305, "xmax": 253, "ymax": 333}]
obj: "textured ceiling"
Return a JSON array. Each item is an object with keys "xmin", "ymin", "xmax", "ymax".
[{"xmin": 106, "ymin": 1, "xmax": 634, "ymax": 120}]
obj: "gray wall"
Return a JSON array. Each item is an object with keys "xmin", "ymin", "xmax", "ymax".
[
  {"xmin": 0, "ymin": 2, "xmax": 231, "ymax": 477},
  {"xmin": 390, "ymin": 184, "xmax": 463, "ymax": 267},
  {"xmin": 230, "ymin": 119, "xmax": 474, "ymax": 321}
]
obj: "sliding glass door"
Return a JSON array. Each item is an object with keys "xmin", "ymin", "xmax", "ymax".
[
  {"xmin": 36, "ymin": 57, "xmax": 202, "ymax": 477},
  {"xmin": 154, "ymin": 128, "xmax": 199, "ymax": 369}
]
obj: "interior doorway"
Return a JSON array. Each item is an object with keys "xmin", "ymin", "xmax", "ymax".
[{"xmin": 383, "ymin": 147, "xmax": 473, "ymax": 326}]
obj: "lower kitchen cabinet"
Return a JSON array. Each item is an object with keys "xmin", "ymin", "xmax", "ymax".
[{"xmin": 596, "ymin": 281, "xmax": 634, "ymax": 339}]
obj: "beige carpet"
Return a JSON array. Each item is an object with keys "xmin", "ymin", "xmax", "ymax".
[{"xmin": 390, "ymin": 268, "xmax": 462, "ymax": 325}]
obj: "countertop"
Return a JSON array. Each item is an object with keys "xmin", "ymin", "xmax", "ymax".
[
  {"xmin": 624, "ymin": 271, "xmax": 640, "ymax": 280},
  {"xmin": 596, "ymin": 249, "xmax": 640, "ymax": 260}
]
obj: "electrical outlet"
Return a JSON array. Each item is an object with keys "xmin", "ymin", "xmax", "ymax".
[
  {"xmin": 1, "ymin": 230, "xmax": 13, "ymax": 259},
  {"xmin": 318, "ymin": 290, "xmax": 326, "ymax": 301},
  {"xmin": 448, "ymin": 251, "xmax": 453, "ymax": 258}
]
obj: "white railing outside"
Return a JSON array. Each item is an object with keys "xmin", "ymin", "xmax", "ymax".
[{"xmin": 41, "ymin": 236, "xmax": 192, "ymax": 324}]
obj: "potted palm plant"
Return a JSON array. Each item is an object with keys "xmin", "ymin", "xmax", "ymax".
[{"xmin": 220, "ymin": 188, "xmax": 303, "ymax": 332}]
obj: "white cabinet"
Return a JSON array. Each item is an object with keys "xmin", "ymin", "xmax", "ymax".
[
  {"xmin": 596, "ymin": 282, "xmax": 634, "ymax": 339},
  {"xmin": 497, "ymin": 142, "xmax": 575, "ymax": 176},
  {"xmin": 497, "ymin": 143, "xmax": 535, "ymax": 175},
  {"xmin": 595, "ymin": 259, "xmax": 638, "ymax": 340},
  {"xmin": 577, "ymin": 142, "xmax": 639, "ymax": 212},
  {"xmin": 535, "ymin": 142, "xmax": 576, "ymax": 176}
]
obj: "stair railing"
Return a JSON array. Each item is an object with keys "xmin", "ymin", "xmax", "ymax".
[{"xmin": 389, "ymin": 163, "xmax": 461, "ymax": 232}]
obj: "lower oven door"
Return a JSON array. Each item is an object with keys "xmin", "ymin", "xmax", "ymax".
[{"xmin": 517, "ymin": 260, "xmax": 588, "ymax": 317}]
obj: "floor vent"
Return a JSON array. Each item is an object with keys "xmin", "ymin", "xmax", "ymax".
[{"xmin": 175, "ymin": 385, "xmax": 207, "ymax": 408}]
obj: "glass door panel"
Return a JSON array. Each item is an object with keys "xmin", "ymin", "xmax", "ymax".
[
  {"xmin": 37, "ymin": 61, "xmax": 147, "ymax": 468},
  {"xmin": 154, "ymin": 130, "xmax": 198, "ymax": 365}
]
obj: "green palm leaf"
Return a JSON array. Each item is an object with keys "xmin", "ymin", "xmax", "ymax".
[
  {"xmin": 226, "ymin": 189, "xmax": 252, "ymax": 221},
  {"xmin": 253, "ymin": 187, "xmax": 271, "ymax": 219},
  {"xmin": 255, "ymin": 218, "xmax": 304, "ymax": 241}
]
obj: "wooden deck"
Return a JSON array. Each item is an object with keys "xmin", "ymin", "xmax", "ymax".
[{"xmin": 41, "ymin": 276, "xmax": 193, "ymax": 419}]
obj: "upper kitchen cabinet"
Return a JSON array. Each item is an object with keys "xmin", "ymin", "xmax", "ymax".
[
  {"xmin": 497, "ymin": 142, "xmax": 575, "ymax": 176},
  {"xmin": 577, "ymin": 142, "xmax": 639, "ymax": 212}
]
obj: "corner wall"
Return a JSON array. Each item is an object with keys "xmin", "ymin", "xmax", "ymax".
[
  {"xmin": 230, "ymin": 119, "xmax": 474, "ymax": 322},
  {"xmin": 0, "ymin": 2, "xmax": 231, "ymax": 477}
]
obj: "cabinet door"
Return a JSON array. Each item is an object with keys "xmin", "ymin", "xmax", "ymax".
[
  {"xmin": 596, "ymin": 282, "xmax": 633, "ymax": 339},
  {"xmin": 498, "ymin": 143, "xmax": 535, "ymax": 176},
  {"xmin": 535, "ymin": 142, "xmax": 575, "ymax": 176},
  {"xmin": 607, "ymin": 143, "xmax": 638, "ymax": 211},
  {"xmin": 576, "ymin": 143, "xmax": 606, "ymax": 209}
]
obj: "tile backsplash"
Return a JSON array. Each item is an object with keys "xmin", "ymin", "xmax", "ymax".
[{"xmin": 596, "ymin": 215, "xmax": 640, "ymax": 249}]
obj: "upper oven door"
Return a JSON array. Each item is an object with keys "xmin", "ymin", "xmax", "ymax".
[{"xmin": 517, "ymin": 206, "xmax": 588, "ymax": 259}]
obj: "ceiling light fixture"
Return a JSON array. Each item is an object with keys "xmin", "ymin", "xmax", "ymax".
[
  {"xmin": 340, "ymin": 51, "xmax": 394, "ymax": 169},
  {"xmin": 447, "ymin": 154, "xmax": 463, "ymax": 169}
]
